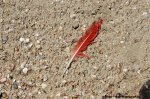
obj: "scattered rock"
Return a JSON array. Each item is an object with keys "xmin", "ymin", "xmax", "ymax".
[
  {"xmin": 36, "ymin": 40, "xmax": 40, "ymax": 44},
  {"xmin": 20, "ymin": 61, "xmax": 27, "ymax": 68},
  {"xmin": 0, "ymin": 77, "xmax": 7, "ymax": 83},
  {"xmin": 70, "ymin": 14, "xmax": 76, "ymax": 19},
  {"xmin": 120, "ymin": 41, "xmax": 124, "ymax": 44},
  {"xmin": 142, "ymin": 12, "xmax": 149, "ymax": 17},
  {"xmin": 19, "ymin": 37, "xmax": 30, "ymax": 43},
  {"xmin": 24, "ymin": 38, "xmax": 30, "ymax": 43},
  {"xmin": 139, "ymin": 80, "xmax": 150, "ymax": 99},
  {"xmin": 41, "ymin": 83, "xmax": 47, "ymax": 89},
  {"xmin": 19, "ymin": 37, "xmax": 25, "ymax": 42},
  {"xmin": 22, "ymin": 68, "xmax": 28, "ymax": 74},
  {"xmin": 72, "ymin": 22, "xmax": 79, "ymax": 29},
  {"xmin": 36, "ymin": 44, "xmax": 42, "ymax": 49},
  {"xmin": 123, "ymin": 68, "xmax": 128, "ymax": 73},
  {"xmin": 35, "ymin": 33, "xmax": 40, "ymax": 37},
  {"xmin": 13, "ymin": 81, "xmax": 18, "ymax": 89},
  {"xmin": 43, "ymin": 76, "xmax": 48, "ymax": 82},
  {"xmin": 1, "ymin": 92, "xmax": 8, "ymax": 99},
  {"xmin": 58, "ymin": 26, "xmax": 63, "ymax": 31},
  {"xmin": 91, "ymin": 10, "xmax": 97, "ymax": 15},
  {"xmin": 27, "ymin": 43, "xmax": 33, "ymax": 49},
  {"xmin": 1, "ymin": 35, "xmax": 8, "ymax": 44},
  {"xmin": 91, "ymin": 74, "xmax": 97, "ymax": 78},
  {"xmin": 0, "ymin": 19, "xmax": 2, "ymax": 23}
]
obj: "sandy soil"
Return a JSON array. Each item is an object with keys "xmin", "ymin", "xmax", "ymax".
[{"xmin": 0, "ymin": 0, "xmax": 150, "ymax": 99}]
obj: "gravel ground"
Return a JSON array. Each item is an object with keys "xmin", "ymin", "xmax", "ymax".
[{"xmin": 0, "ymin": 0, "xmax": 150, "ymax": 99}]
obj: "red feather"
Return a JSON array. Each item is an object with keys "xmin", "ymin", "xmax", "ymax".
[{"xmin": 63, "ymin": 19, "xmax": 103, "ymax": 76}]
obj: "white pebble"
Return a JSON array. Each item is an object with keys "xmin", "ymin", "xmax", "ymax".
[
  {"xmin": 25, "ymin": 9, "xmax": 29, "ymax": 13},
  {"xmin": 91, "ymin": 74, "xmax": 97, "ymax": 78},
  {"xmin": 20, "ymin": 61, "xmax": 26, "ymax": 68},
  {"xmin": 38, "ymin": 91, "xmax": 41, "ymax": 94},
  {"xmin": 41, "ymin": 83, "xmax": 47, "ymax": 89},
  {"xmin": 36, "ymin": 45, "xmax": 41, "ymax": 49},
  {"xmin": 120, "ymin": 41, "xmax": 124, "ymax": 44},
  {"xmin": 137, "ymin": 69, "xmax": 141, "ymax": 74},
  {"xmin": 27, "ymin": 43, "xmax": 33, "ymax": 49},
  {"xmin": 43, "ymin": 76, "xmax": 48, "ymax": 82},
  {"xmin": 35, "ymin": 33, "xmax": 39, "ymax": 37},
  {"xmin": 11, "ymin": 19, "xmax": 15, "ymax": 23},
  {"xmin": 70, "ymin": 14, "xmax": 76, "ymax": 19},
  {"xmin": 62, "ymin": 80, "xmax": 67, "ymax": 84},
  {"xmin": 142, "ymin": 12, "xmax": 148, "ymax": 17},
  {"xmin": 24, "ymin": 38, "xmax": 30, "ymax": 43},
  {"xmin": 123, "ymin": 68, "xmax": 128, "ymax": 72},
  {"xmin": 22, "ymin": 68, "xmax": 28, "ymax": 74},
  {"xmin": 19, "ymin": 37, "xmax": 25, "ymax": 42},
  {"xmin": 36, "ymin": 40, "xmax": 40, "ymax": 44}
]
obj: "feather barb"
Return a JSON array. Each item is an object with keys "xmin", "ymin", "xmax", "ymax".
[{"xmin": 63, "ymin": 19, "xmax": 103, "ymax": 77}]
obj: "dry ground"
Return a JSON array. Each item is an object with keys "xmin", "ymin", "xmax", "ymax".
[{"xmin": 0, "ymin": 0, "xmax": 150, "ymax": 99}]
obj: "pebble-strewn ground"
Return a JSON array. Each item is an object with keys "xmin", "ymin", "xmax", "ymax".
[{"xmin": 0, "ymin": 0, "xmax": 150, "ymax": 99}]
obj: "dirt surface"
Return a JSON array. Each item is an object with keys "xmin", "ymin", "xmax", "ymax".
[{"xmin": 0, "ymin": 0, "xmax": 150, "ymax": 99}]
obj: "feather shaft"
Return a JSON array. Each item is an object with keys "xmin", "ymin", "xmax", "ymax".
[
  {"xmin": 63, "ymin": 33, "xmax": 92, "ymax": 76},
  {"xmin": 63, "ymin": 19, "xmax": 103, "ymax": 77}
]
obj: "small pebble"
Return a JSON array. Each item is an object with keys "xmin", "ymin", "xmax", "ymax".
[
  {"xmin": 1, "ymin": 92, "xmax": 7, "ymax": 98},
  {"xmin": 43, "ymin": 76, "xmax": 48, "ymax": 82},
  {"xmin": 56, "ymin": 92, "xmax": 61, "ymax": 97},
  {"xmin": 0, "ymin": 77, "xmax": 7, "ymax": 83},
  {"xmin": 36, "ymin": 40, "xmax": 40, "ymax": 44},
  {"xmin": 133, "ymin": 6, "xmax": 136, "ymax": 10},
  {"xmin": 11, "ymin": 19, "xmax": 15, "ymax": 23},
  {"xmin": 70, "ymin": 14, "xmax": 76, "ymax": 19},
  {"xmin": 35, "ymin": 33, "xmax": 39, "ymax": 37},
  {"xmin": 93, "ymin": 66, "xmax": 98, "ymax": 70},
  {"xmin": 123, "ymin": 68, "xmax": 128, "ymax": 72},
  {"xmin": 1, "ymin": 35, "xmax": 8, "ymax": 44},
  {"xmin": 13, "ymin": 81, "xmax": 18, "ymax": 89},
  {"xmin": 38, "ymin": 91, "xmax": 41, "ymax": 94},
  {"xmin": 109, "ymin": 20, "xmax": 115, "ymax": 24},
  {"xmin": 36, "ymin": 45, "xmax": 41, "ymax": 49},
  {"xmin": 58, "ymin": 26, "xmax": 63, "ymax": 31},
  {"xmin": 20, "ymin": 61, "xmax": 27, "ymax": 68},
  {"xmin": 63, "ymin": 96, "xmax": 69, "ymax": 99},
  {"xmin": 0, "ymin": 19, "xmax": 2, "ymax": 23},
  {"xmin": 41, "ymin": 83, "xmax": 47, "ymax": 89},
  {"xmin": 120, "ymin": 41, "xmax": 124, "ymax": 44},
  {"xmin": 25, "ymin": 9, "xmax": 29, "ymax": 13},
  {"xmin": 91, "ymin": 74, "xmax": 96, "ymax": 78},
  {"xmin": 137, "ymin": 69, "xmax": 141, "ymax": 74},
  {"xmin": 82, "ymin": 24, "xmax": 86, "ymax": 31},
  {"xmin": 91, "ymin": 95, "xmax": 95, "ymax": 99},
  {"xmin": 19, "ymin": 37, "xmax": 25, "ymax": 42},
  {"xmin": 24, "ymin": 38, "xmax": 30, "ymax": 43},
  {"xmin": 27, "ymin": 43, "xmax": 33, "ymax": 49},
  {"xmin": 142, "ymin": 12, "xmax": 149, "ymax": 17},
  {"xmin": 61, "ymin": 80, "xmax": 67, "ymax": 85},
  {"xmin": 22, "ymin": 68, "xmax": 28, "ymax": 74},
  {"xmin": 65, "ymin": 47, "xmax": 70, "ymax": 55},
  {"xmin": 72, "ymin": 22, "xmax": 79, "ymax": 29}
]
